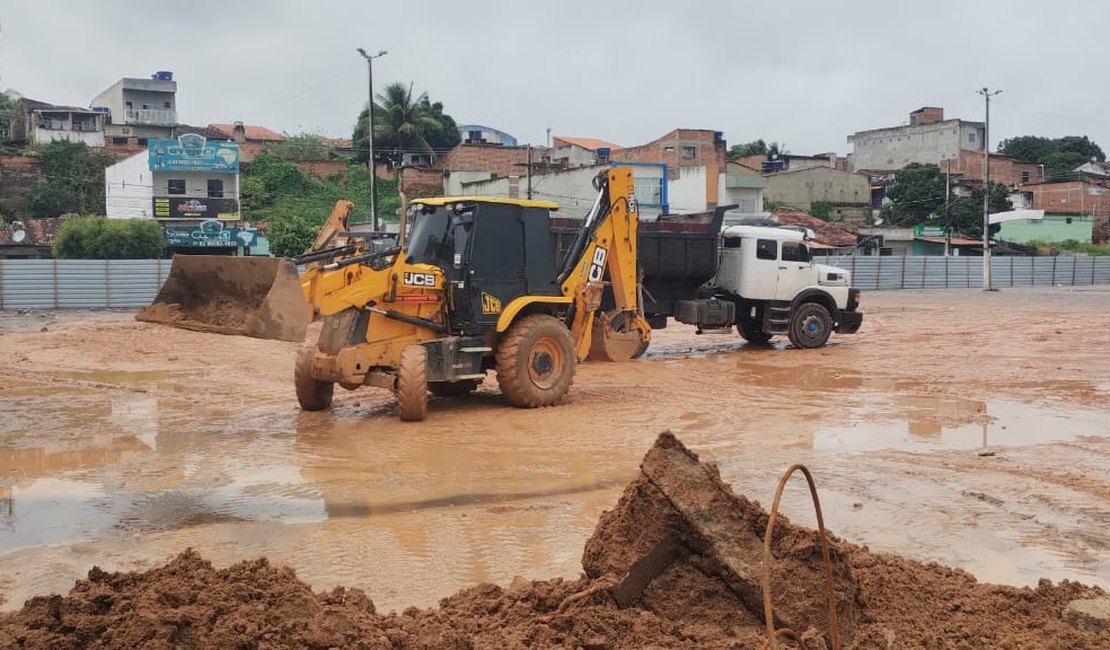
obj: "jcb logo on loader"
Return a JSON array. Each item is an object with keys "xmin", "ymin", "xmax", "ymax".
[
  {"xmin": 588, "ymin": 246, "xmax": 608, "ymax": 283},
  {"xmin": 481, "ymin": 292, "xmax": 502, "ymax": 314},
  {"xmin": 402, "ymin": 272, "xmax": 437, "ymax": 287}
]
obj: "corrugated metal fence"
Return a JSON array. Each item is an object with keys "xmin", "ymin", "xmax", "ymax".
[
  {"xmin": 0, "ymin": 259, "xmax": 172, "ymax": 309},
  {"xmin": 1, "ymin": 256, "xmax": 1109, "ymax": 309},
  {"xmin": 824, "ymin": 255, "xmax": 1110, "ymax": 291}
]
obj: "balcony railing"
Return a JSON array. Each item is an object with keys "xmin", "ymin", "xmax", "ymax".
[{"xmin": 124, "ymin": 108, "xmax": 176, "ymax": 125}]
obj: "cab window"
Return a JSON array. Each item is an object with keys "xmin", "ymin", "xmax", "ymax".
[
  {"xmin": 756, "ymin": 239, "xmax": 778, "ymax": 260},
  {"xmin": 781, "ymin": 241, "xmax": 811, "ymax": 262}
]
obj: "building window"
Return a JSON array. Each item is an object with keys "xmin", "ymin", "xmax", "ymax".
[
  {"xmin": 756, "ymin": 239, "xmax": 778, "ymax": 261},
  {"xmin": 168, "ymin": 179, "xmax": 186, "ymax": 195},
  {"xmin": 1022, "ymin": 171, "xmax": 1030, "ymax": 183},
  {"xmin": 163, "ymin": 101, "xmax": 171, "ymax": 109},
  {"xmin": 142, "ymin": 104, "xmax": 150, "ymax": 110},
  {"xmin": 112, "ymin": 136, "xmax": 128, "ymax": 145},
  {"xmin": 125, "ymin": 101, "xmax": 133, "ymax": 109},
  {"xmin": 968, "ymin": 132, "xmax": 977, "ymax": 143},
  {"xmin": 137, "ymin": 138, "xmax": 148, "ymax": 145},
  {"xmin": 207, "ymin": 179, "xmax": 224, "ymax": 198},
  {"xmin": 681, "ymin": 145, "xmax": 697, "ymax": 159}
]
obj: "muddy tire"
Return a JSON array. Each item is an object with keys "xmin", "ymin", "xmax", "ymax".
[
  {"xmin": 429, "ymin": 378, "xmax": 482, "ymax": 397},
  {"xmin": 295, "ymin": 349, "xmax": 333, "ymax": 411},
  {"xmin": 787, "ymin": 302, "xmax": 832, "ymax": 349},
  {"xmin": 496, "ymin": 314, "xmax": 576, "ymax": 408},
  {"xmin": 396, "ymin": 345, "xmax": 428, "ymax": 421},
  {"xmin": 737, "ymin": 320, "xmax": 773, "ymax": 344}
]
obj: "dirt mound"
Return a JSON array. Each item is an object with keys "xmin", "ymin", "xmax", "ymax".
[{"xmin": 2, "ymin": 433, "xmax": 1108, "ymax": 649}]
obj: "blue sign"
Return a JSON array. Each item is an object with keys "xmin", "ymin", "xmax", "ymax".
[{"xmin": 148, "ymin": 134, "xmax": 239, "ymax": 174}]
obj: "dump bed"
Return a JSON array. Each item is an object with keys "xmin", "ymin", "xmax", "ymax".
[{"xmin": 549, "ymin": 206, "xmax": 725, "ymax": 318}]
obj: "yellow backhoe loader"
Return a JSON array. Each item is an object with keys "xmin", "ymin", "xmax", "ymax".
[{"xmin": 137, "ymin": 167, "xmax": 651, "ymax": 421}]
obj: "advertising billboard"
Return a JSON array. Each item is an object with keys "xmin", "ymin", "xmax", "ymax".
[
  {"xmin": 163, "ymin": 220, "xmax": 259, "ymax": 248},
  {"xmin": 152, "ymin": 197, "xmax": 239, "ymax": 220},
  {"xmin": 147, "ymin": 134, "xmax": 240, "ymax": 173}
]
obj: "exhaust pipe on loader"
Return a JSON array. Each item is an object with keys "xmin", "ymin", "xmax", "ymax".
[{"xmin": 136, "ymin": 255, "xmax": 310, "ymax": 342}]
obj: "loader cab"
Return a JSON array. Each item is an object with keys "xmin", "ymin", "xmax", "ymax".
[{"xmin": 407, "ymin": 197, "xmax": 561, "ymax": 334}]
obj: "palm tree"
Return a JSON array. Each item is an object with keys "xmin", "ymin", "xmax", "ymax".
[{"xmin": 353, "ymin": 82, "xmax": 440, "ymax": 163}]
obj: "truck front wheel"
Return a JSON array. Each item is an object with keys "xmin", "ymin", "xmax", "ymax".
[
  {"xmin": 737, "ymin": 320, "xmax": 773, "ymax": 345},
  {"xmin": 788, "ymin": 302, "xmax": 832, "ymax": 349}
]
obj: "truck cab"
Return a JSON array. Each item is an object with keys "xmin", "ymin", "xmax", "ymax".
[{"xmin": 709, "ymin": 225, "xmax": 861, "ymax": 348}]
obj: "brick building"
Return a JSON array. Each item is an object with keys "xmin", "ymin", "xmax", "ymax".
[{"xmin": 848, "ymin": 107, "xmax": 985, "ymax": 172}]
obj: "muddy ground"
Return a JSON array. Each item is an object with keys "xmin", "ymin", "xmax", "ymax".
[{"xmin": 1, "ymin": 287, "xmax": 1109, "ymax": 628}]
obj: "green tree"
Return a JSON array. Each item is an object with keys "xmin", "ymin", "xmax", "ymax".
[
  {"xmin": 881, "ymin": 163, "xmax": 947, "ymax": 226},
  {"xmin": 729, "ymin": 139, "xmax": 768, "ymax": 158},
  {"xmin": 997, "ymin": 135, "xmax": 1105, "ymax": 181},
  {"xmin": 352, "ymin": 82, "xmax": 459, "ymax": 164},
  {"xmin": 264, "ymin": 133, "xmax": 331, "ymax": 161},
  {"xmin": 53, "ymin": 217, "xmax": 164, "ymax": 258},
  {"xmin": 810, "ymin": 200, "xmax": 832, "ymax": 220},
  {"xmin": 0, "ymin": 89, "xmax": 19, "ymax": 143},
  {"xmin": 267, "ymin": 214, "xmax": 320, "ymax": 257},
  {"xmin": 26, "ymin": 140, "xmax": 115, "ymax": 217},
  {"xmin": 946, "ymin": 182, "xmax": 1011, "ymax": 239}
]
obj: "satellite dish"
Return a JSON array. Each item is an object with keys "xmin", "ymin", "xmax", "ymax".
[{"xmin": 12, "ymin": 229, "xmax": 26, "ymax": 243}]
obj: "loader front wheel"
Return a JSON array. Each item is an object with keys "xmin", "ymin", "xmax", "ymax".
[
  {"xmin": 396, "ymin": 344, "xmax": 428, "ymax": 421},
  {"xmin": 295, "ymin": 349, "xmax": 333, "ymax": 411},
  {"xmin": 496, "ymin": 314, "xmax": 575, "ymax": 408}
]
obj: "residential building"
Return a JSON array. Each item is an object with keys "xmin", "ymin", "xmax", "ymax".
[
  {"xmin": 91, "ymin": 71, "xmax": 178, "ymax": 145},
  {"xmin": 611, "ymin": 129, "xmax": 730, "ymax": 211},
  {"xmin": 762, "ymin": 166, "xmax": 872, "ymax": 222},
  {"xmin": 0, "ymin": 216, "xmax": 72, "ymax": 259},
  {"xmin": 1021, "ymin": 179, "xmax": 1109, "ymax": 242},
  {"xmin": 208, "ymin": 122, "xmax": 284, "ymax": 162},
  {"xmin": 551, "ymin": 136, "xmax": 623, "ymax": 167},
  {"xmin": 997, "ymin": 214, "xmax": 1094, "ymax": 244},
  {"xmin": 739, "ymin": 152, "xmax": 847, "ymax": 173},
  {"xmin": 458, "ymin": 124, "xmax": 517, "ymax": 146},
  {"xmin": 9, "ymin": 98, "xmax": 106, "ymax": 147},
  {"xmin": 441, "ymin": 143, "xmax": 553, "ymax": 193},
  {"xmin": 848, "ymin": 107, "xmax": 985, "ymax": 173},
  {"xmin": 105, "ymin": 133, "xmax": 249, "ymax": 254}
]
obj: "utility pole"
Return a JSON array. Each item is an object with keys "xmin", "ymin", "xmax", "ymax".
[
  {"xmin": 526, "ymin": 144, "xmax": 533, "ymax": 199},
  {"xmin": 977, "ymin": 87, "xmax": 1001, "ymax": 290},
  {"xmin": 944, "ymin": 157, "xmax": 952, "ymax": 256},
  {"xmin": 357, "ymin": 47, "xmax": 388, "ymax": 231}
]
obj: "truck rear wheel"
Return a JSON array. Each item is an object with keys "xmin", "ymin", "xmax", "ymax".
[
  {"xmin": 295, "ymin": 349, "xmax": 333, "ymax": 411},
  {"xmin": 429, "ymin": 378, "xmax": 482, "ymax": 397},
  {"xmin": 788, "ymin": 302, "xmax": 832, "ymax": 349},
  {"xmin": 737, "ymin": 321, "xmax": 773, "ymax": 344},
  {"xmin": 396, "ymin": 344, "xmax": 428, "ymax": 421},
  {"xmin": 496, "ymin": 314, "xmax": 576, "ymax": 408}
]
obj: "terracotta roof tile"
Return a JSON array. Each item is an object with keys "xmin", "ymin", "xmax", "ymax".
[
  {"xmin": 772, "ymin": 210, "xmax": 859, "ymax": 247},
  {"xmin": 0, "ymin": 216, "xmax": 73, "ymax": 247},
  {"xmin": 553, "ymin": 136, "xmax": 623, "ymax": 151},
  {"xmin": 208, "ymin": 124, "xmax": 285, "ymax": 142}
]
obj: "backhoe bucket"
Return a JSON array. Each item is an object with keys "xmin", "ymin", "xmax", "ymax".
[
  {"xmin": 587, "ymin": 310, "xmax": 651, "ymax": 362},
  {"xmin": 136, "ymin": 255, "xmax": 309, "ymax": 342}
]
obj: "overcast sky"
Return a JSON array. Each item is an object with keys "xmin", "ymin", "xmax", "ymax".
[{"xmin": 3, "ymin": 1, "xmax": 1107, "ymax": 156}]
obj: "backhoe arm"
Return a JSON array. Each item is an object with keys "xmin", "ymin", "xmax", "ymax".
[{"xmin": 559, "ymin": 167, "xmax": 652, "ymax": 361}]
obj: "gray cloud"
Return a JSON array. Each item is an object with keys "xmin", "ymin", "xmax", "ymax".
[{"xmin": 4, "ymin": 0, "xmax": 1107, "ymax": 155}]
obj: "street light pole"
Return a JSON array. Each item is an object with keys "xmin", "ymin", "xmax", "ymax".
[
  {"xmin": 357, "ymin": 47, "xmax": 388, "ymax": 232},
  {"xmin": 944, "ymin": 157, "xmax": 952, "ymax": 256},
  {"xmin": 977, "ymin": 87, "xmax": 1001, "ymax": 290}
]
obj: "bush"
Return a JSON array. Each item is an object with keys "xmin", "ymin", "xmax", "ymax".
[{"xmin": 53, "ymin": 217, "xmax": 165, "ymax": 259}]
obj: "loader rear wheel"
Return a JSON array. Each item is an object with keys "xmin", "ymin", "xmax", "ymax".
[
  {"xmin": 788, "ymin": 302, "xmax": 832, "ymax": 349},
  {"xmin": 737, "ymin": 320, "xmax": 773, "ymax": 345},
  {"xmin": 496, "ymin": 314, "xmax": 575, "ymax": 408},
  {"xmin": 295, "ymin": 349, "xmax": 333, "ymax": 411},
  {"xmin": 429, "ymin": 379, "xmax": 482, "ymax": 397},
  {"xmin": 396, "ymin": 345, "xmax": 428, "ymax": 421}
]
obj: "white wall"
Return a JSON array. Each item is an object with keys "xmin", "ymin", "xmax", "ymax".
[
  {"xmin": 455, "ymin": 164, "xmax": 668, "ymax": 219},
  {"xmin": 105, "ymin": 151, "xmax": 153, "ymax": 218},
  {"xmin": 849, "ymin": 120, "xmax": 985, "ymax": 171},
  {"xmin": 445, "ymin": 170, "xmax": 498, "ymax": 195},
  {"xmin": 668, "ymin": 166, "xmax": 709, "ymax": 213},
  {"xmin": 33, "ymin": 127, "xmax": 104, "ymax": 148},
  {"xmin": 720, "ymin": 185, "xmax": 763, "ymax": 215}
]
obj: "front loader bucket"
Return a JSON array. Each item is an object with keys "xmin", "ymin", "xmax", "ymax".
[{"xmin": 136, "ymin": 255, "xmax": 309, "ymax": 342}]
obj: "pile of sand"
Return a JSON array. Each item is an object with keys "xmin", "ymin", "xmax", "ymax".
[{"xmin": 2, "ymin": 433, "xmax": 1106, "ymax": 649}]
